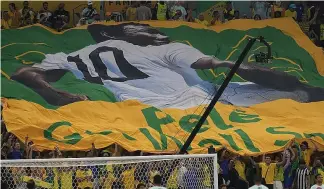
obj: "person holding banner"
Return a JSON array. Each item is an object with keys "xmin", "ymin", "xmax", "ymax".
[
  {"xmin": 136, "ymin": 1, "xmax": 152, "ymax": 21},
  {"xmin": 154, "ymin": 1, "xmax": 168, "ymax": 21},
  {"xmin": 80, "ymin": 1, "xmax": 99, "ymax": 25}
]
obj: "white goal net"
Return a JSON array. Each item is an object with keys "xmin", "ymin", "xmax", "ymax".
[{"xmin": 1, "ymin": 154, "xmax": 218, "ymax": 189}]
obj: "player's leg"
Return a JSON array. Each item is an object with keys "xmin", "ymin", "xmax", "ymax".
[{"xmin": 11, "ymin": 67, "xmax": 88, "ymax": 106}]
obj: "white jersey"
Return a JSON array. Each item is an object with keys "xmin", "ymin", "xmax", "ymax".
[
  {"xmin": 149, "ymin": 187, "xmax": 167, "ymax": 189},
  {"xmin": 249, "ymin": 184, "xmax": 269, "ymax": 189},
  {"xmin": 311, "ymin": 184, "xmax": 324, "ymax": 189},
  {"xmin": 33, "ymin": 40, "xmax": 304, "ymax": 109}
]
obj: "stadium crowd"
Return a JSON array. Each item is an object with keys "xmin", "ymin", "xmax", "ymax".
[
  {"xmin": 1, "ymin": 118, "xmax": 324, "ymax": 189},
  {"xmin": 1, "ymin": 1, "xmax": 324, "ymax": 189},
  {"xmin": 1, "ymin": 1, "xmax": 324, "ymax": 47}
]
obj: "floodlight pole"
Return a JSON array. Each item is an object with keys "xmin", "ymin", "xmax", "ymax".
[{"xmin": 179, "ymin": 37, "xmax": 258, "ymax": 154}]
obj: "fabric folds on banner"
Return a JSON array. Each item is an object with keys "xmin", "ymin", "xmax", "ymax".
[{"xmin": 2, "ymin": 18, "xmax": 324, "ymax": 155}]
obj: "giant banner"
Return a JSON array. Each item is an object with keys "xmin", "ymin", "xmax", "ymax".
[{"xmin": 2, "ymin": 18, "xmax": 324, "ymax": 155}]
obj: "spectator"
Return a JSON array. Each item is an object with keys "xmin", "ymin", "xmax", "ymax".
[
  {"xmin": 1, "ymin": 143, "xmax": 9, "ymax": 159},
  {"xmin": 271, "ymin": 1, "xmax": 285, "ymax": 18},
  {"xmin": 135, "ymin": 160, "xmax": 149, "ymax": 186},
  {"xmin": 307, "ymin": 5, "xmax": 318, "ymax": 22},
  {"xmin": 311, "ymin": 174, "xmax": 324, "ymax": 189},
  {"xmin": 19, "ymin": 1, "xmax": 35, "ymax": 26},
  {"xmin": 154, "ymin": 1, "xmax": 168, "ymax": 21},
  {"xmin": 295, "ymin": 2, "xmax": 305, "ymax": 22},
  {"xmin": 249, "ymin": 176, "xmax": 269, "ymax": 189},
  {"xmin": 80, "ymin": 1, "xmax": 98, "ymax": 25},
  {"xmin": 232, "ymin": 1, "xmax": 251, "ymax": 18},
  {"xmin": 274, "ymin": 11, "xmax": 282, "ymax": 18},
  {"xmin": 7, "ymin": 135, "xmax": 23, "ymax": 159},
  {"xmin": 218, "ymin": 164, "xmax": 226, "ymax": 186},
  {"xmin": 250, "ymin": 154, "xmax": 285, "ymax": 189},
  {"xmin": 251, "ymin": 1, "xmax": 269, "ymax": 20},
  {"xmin": 224, "ymin": 2, "xmax": 235, "ymax": 21},
  {"xmin": 227, "ymin": 159, "xmax": 239, "ymax": 188},
  {"xmin": 2, "ymin": 10, "xmax": 10, "ymax": 29},
  {"xmin": 86, "ymin": 143, "xmax": 100, "ymax": 189},
  {"xmin": 273, "ymin": 153, "xmax": 285, "ymax": 189},
  {"xmin": 283, "ymin": 145, "xmax": 297, "ymax": 189},
  {"xmin": 211, "ymin": 11, "xmax": 222, "ymax": 25},
  {"xmin": 233, "ymin": 10, "xmax": 240, "ymax": 19},
  {"xmin": 185, "ymin": 9, "xmax": 194, "ymax": 22},
  {"xmin": 126, "ymin": 3, "xmax": 137, "ymax": 21},
  {"xmin": 177, "ymin": 161, "xmax": 188, "ymax": 188},
  {"xmin": 51, "ymin": 145, "xmax": 63, "ymax": 158},
  {"xmin": 37, "ymin": 2, "xmax": 52, "ymax": 27},
  {"xmin": 52, "ymin": 3, "xmax": 70, "ymax": 32},
  {"xmin": 6, "ymin": 3, "xmax": 21, "ymax": 29},
  {"xmin": 254, "ymin": 14, "xmax": 262, "ymax": 20},
  {"xmin": 311, "ymin": 14, "xmax": 324, "ymax": 47},
  {"xmin": 170, "ymin": 1, "xmax": 186, "ymax": 21},
  {"xmin": 183, "ymin": 162, "xmax": 199, "ymax": 189},
  {"xmin": 234, "ymin": 155, "xmax": 246, "ymax": 181},
  {"xmin": 53, "ymin": 163, "xmax": 73, "ymax": 188},
  {"xmin": 137, "ymin": 183, "xmax": 146, "ymax": 189},
  {"xmin": 293, "ymin": 160, "xmax": 310, "ymax": 189},
  {"xmin": 149, "ymin": 174, "xmax": 166, "ymax": 189},
  {"xmin": 76, "ymin": 166, "xmax": 93, "ymax": 189},
  {"xmin": 171, "ymin": 9, "xmax": 184, "ymax": 21},
  {"xmin": 188, "ymin": 13, "xmax": 209, "ymax": 26},
  {"xmin": 136, "ymin": 1, "xmax": 152, "ymax": 21},
  {"xmin": 246, "ymin": 158, "xmax": 257, "ymax": 186},
  {"xmin": 300, "ymin": 141, "xmax": 317, "ymax": 167},
  {"xmin": 234, "ymin": 156, "xmax": 249, "ymax": 189},
  {"xmin": 309, "ymin": 27, "xmax": 320, "ymax": 45},
  {"xmin": 311, "ymin": 158, "xmax": 324, "ymax": 184},
  {"xmin": 121, "ymin": 164, "xmax": 136, "ymax": 189},
  {"xmin": 299, "ymin": 8, "xmax": 320, "ymax": 37},
  {"xmin": 220, "ymin": 184, "xmax": 228, "ymax": 189},
  {"xmin": 285, "ymin": 4, "xmax": 297, "ymax": 20},
  {"xmin": 26, "ymin": 179, "xmax": 35, "ymax": 189},
  {"xmin": 25, "ymin": 136, "xmax": 34, "ymax": 159},
  {"xmin": 220, "ymin": 148, "xmax": 231, "ymax": 182}
]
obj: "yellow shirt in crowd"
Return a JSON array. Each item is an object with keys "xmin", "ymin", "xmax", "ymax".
[
  {"xmin": 101, "ymin": 165, "xmax": 115, "ymax": 189},
  {"xmin": 76, "ymin": 169, "xmax": 93, "ymax": 189},
  {"xmin": 259, "ymin": 162, "xmax": 276, "ymax": 184},
  {"xmin": 122, "ymin": 167, "xmax": 136, "ymax": 189},
  {"xmin": 285, "ymin": 9, "xmax": 297, "ymax": 20},
  {"xmin": 167, "ymin": 168, "xmax": 178, "ymax": 188},
  {"xmin": 60, "ymin": 171, "xmax": 73, "ymax": 189},
  {"xmin": 235, "ymin": 160, "xmax": 246, "ymax": 180},
  {"xmin": 195, "ymin": 18, "xmax": 209, "ymax": 26},
  {"xmin": 211, "ymin": 19, "xmax": 222, "ymax": 26},
  {"xmin": 126, "ymin": 7, "xmax": 137, "ymax": 21},
  {"xmin": 54, "ymin": 168, "xmax": 73, "ymax": 189},
  {"xmin": 302, "ymin": 148, "xmax": 314, "ymax": 166},
  {"xmin": 1, "ymin": 19, "xmax": 11, "ymax": 29},
  {"xmin": 320, "ymin": 24, "xmax": 324, "ymax": 41},
  {"xmin": 319, "ymin": 168, "xmax": 324, "ymax": 177}
]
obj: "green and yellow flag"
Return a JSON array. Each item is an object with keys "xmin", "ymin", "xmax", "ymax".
[{"xmin": 2, "ymin": 18, "xmax": 324, "ymax": 155}]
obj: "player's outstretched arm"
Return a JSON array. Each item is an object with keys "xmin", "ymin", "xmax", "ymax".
[
  {"xmin": 191, "ymin": 57, "xmax": 324, "ymax": 102},
  {"xmin": 11, "ymin": 67, "xmax": 88, "ymax": 106}
]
